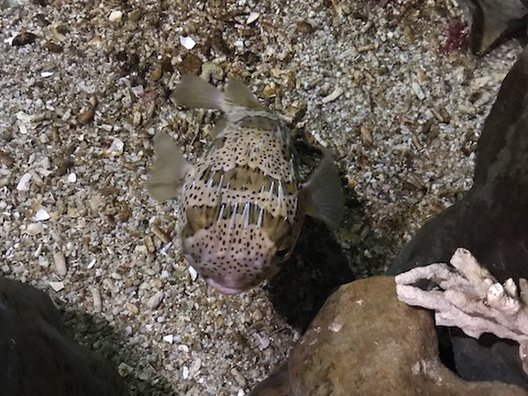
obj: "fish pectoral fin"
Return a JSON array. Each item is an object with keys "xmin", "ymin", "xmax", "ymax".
[
  {"xmin": 302, "ymin": 154, "xmax": 344, "ymax": 230},
  {"xmin": 172, "ymin": 75, "xmax": 225, "ymax": 110},
  {"xmin": 211, "ymin": 115, "xmax": 227, "ymax": 138},
  {"xmin": 147, "ymin": 131, "xmax": 190, "ymax": 202},
  {"xmin": 224, "ymin": 80, "xmax": 263, "ymax": 110}
]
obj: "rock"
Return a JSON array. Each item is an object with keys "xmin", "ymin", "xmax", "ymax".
[
  {"xmin": 387, "ymin": 47, "xmax": 528, "ymax": 385},
  {"xmin": 459, "ymin": 0, "xmax": 528, "ymax": 55},
  {"xmin": 0, "ymin": 277, "xmax": 129, "ymax": 396},
  {"xmin": 11, "ymin": 31, "xmax": 37, "ymax": 46},
  {"xmin": 251, "ymin": 277, "xmax": 527, "ymax": 396}
]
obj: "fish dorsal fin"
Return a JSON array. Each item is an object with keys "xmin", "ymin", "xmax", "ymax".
[
  {"xmin": 224, "ymin": 80, "xmax": 263, "ymax": 110},
  {"xmin": 147, "ymin": 131, "xmax": 191, "ymax": 202},
  {"xmin": 172, "ymin": 75, "xmax": 226, "ymax": 110},
  {"xmin": 302, "ymin": 154, "xmax": 344, "ymax": 230}
]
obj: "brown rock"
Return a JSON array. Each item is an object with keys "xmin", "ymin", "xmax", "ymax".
[
  {"xmin": 43, "ymin": 41, "xmax": 64, "ymax": 53},
  {"xmin": 252, "ymin": 277, "xmax": 527, "ymax": 396},
  {"xmin": 178, "ymin": 53, "xmax": 203, "ymax": 76},
  {"xmin": 12, "ymin": 31, "xmax": 37, "ymax": 46}
]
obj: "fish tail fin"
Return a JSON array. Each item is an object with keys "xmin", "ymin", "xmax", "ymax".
[
  {"xmin": 147, "ymin": 131, "xmax": 190, "ymax": 202},
  {"xmin": 224, "ymin": 80, "xmax": 264, "ymax": 110},
  {"xmin": 302, "ymin": 154, "xmax": 344, "ymax": 230},
  {"xmin": 172, "ymin": 75, "xmax": 226, "ymax": 110}
]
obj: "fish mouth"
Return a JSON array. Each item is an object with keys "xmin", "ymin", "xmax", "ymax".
[{"xmin": 205, "ymin": 278, "xmax": 245, "ymax": 295}]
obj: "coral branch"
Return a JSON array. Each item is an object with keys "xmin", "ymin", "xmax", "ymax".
[{"xmin": 395, "ymin": 248, "xmax": 528, "ymax": 371}]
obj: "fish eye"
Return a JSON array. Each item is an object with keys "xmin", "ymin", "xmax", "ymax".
[{"xmin": 275, "ymin": 247, "xmax": 290, "ymax": 261}]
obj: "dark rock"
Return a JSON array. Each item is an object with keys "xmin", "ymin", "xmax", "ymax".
[
  {"xmin": 459, "ymin": 0, "xmax": 528, "ymax": 55},
  {"xmin": 387, "ymin": 47, "xmax": 528, "ymax": 386},
  {"xmin": 0, "ymin": 277, "xmax": 129, "ymax": 396},
  {"xmin": 11, "ymin": 31, "xmax": 37, "ymax": 47},
  {"xmin": 251, "ymin": 277, "xmax": 527, "ymax": 396}
]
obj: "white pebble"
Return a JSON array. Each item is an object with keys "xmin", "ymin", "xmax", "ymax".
[
  {"xmin": 246, "ymin": 12, "xmax": 260, "ymax": 24},
  {"xmin": 40, "ymin": 71, "xmax": 54, "ymax": 77},
  {"xmin": 188, "ymin": 266, "xmax": 198, "ymax": 281},
  {"xmin": 49, "ymin": 281, "xmax": 64, "ymax": 292},
  {"xmin": 109, "ymin": 10, "xmax": 122, "ymax": 22},
  {"xmin": 33, "ymin": 208, "xmax": 50, "ymax": 221},
  {"xmin": 180, "ymin": 35, "xmax": 196, "ymax": 50},
  {"xmin": 105, "ymin": 138, "xmax": 124, "ymax": 156},
  {"xmin": 322, "ymin": 87, "xmax": 343, "ymax": 104},
  {"xmin": 53, "ymin": 251, "xmax": 67, "ymax": 276},
  {"xmin": 182, "ymin": 366, "xmax": 189, "ymax": 380},
  {"xmin": 87, "ymin": 258, "xmax": 97, "ymax": 269},
  {"xmin": 16, "ymin": 111, "xmax": 32, "ymax": 123},
  {"xmin": 163, "ymin": 334, "xmax": 174, "ymax": 344},
  {"xmin": 67, "ymin": 172, "xmax": 77, "ymax": 183},
  {"xmin": 16, "ymin": 172, "xmax": 32, "ymax": 191}
]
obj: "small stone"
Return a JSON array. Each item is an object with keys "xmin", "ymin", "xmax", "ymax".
[
  {"xmin": 126, "ymin": 303, "xmax": 139, "ymax": 315},
  {"xmin": 12, "ymin": 31, "xmax": 37, "ymax": 46},
  {"xmin": 26, "ymin": 223, "xmax": 44, "ymax": 235},
  {"xmin": 144, "ymin": 235, "xmax": 155, "ymax": 254},
  {"xmin": 109, "ymin": 10, "xmax": 123, "ymax": 22},
  {"xmin": 43, "ymin": 41, "xmax": 64, "ymax": 53},
  {"xmin": 254, "ymin": 332, "xmax": 270, "ymax": 350},
  {"xmin": 0, "ymin": 150, "xmax": 14, "ymax": 167},
  {"xmin": 145, "ymin": 291, "xmax": 164, "ymax": 310},
  {"xmin": 53, "ymin": 251, "xmax": 67, "ymax": 276},
  {"xmin": 178, "ymin": 53, "xmax": 202, "ymax": 75},
  {"xmin": 163, "ymin": 334, "xmax": 174, "ymax": 344},
  {"xmin": 262, "ymin": 84, "xmax": 276, "ymax": 98},
  {"xmin": 296, "ymin": 20, "xmax": 315, "ymax": 34},
  {"xmin": 17, "ymin": 173, "xmax": 32, "ymax": 191},
  {"xmin": 411, "ymin": 81, "xmax": 425, "ymax": 100},
  {"xmin": 360, "ymin": 125, "xmax": 373, "ymax": 145},
  {"xmin": 78, "ymin": 108, "xmax": 95, "ymax": 125},
  {"xmin": 150, "ymin": 64, "xmax": 163, "ymax": 82},
  {"xmin": 103, "ymin": 138, "xmax": 124, "ymax": 157},
  {"xmin": 89, "ymin": 193, "xmax": 104, "ymax": 211},
  {"xmin": 188, "ymin": 358, "xmax": 202, "ymax": 378},
  {"xmin": 322, "ymin": 87, "xmax": 343, "ymax": 104},
  {"xmin": 246, "ymin": 12, "xmax": 260, "ymax": 25},
  {"xmin": 180, "ymin": 35, "xmax": 196, "ymax": 50},
  {"xmin": 200, "ymin": 62, "xmax": 224, "ymax": 82},
  {"xmin": 90, "ymin": 286, "xmax": 102, "ymax": 312},
  {"xmin": 67, "ymin": 173, "xmax": 77, "ymax": 183},
  {"xmin": 33, "ymin": 208, "xmax": 50, "ymax": 221},
  {"xmin": 118, "ymin": 362, "xmax": 134, "ymax": 377},
  {"xmin": 182, "ymin": 366, "xmax": 189, "ymax": 380},
  {"xmin": 49, "ymin": 281, "xmax": 64, "ymax": 292},
  {"xmin": 131, "ymin": 85, "xmax": 144, "ymax": 98},
  {"xmin": 188, "ymin": 266, "xmax": 198, "ymax": 282}
]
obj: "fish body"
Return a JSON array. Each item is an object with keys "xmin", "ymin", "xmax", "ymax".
[{"xmin": 148, "ymin": 76, "xmax": 343, "ymax": 294}]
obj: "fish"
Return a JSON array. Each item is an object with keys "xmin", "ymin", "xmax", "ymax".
[{"xmin": 147, "ymin": 75, "xmax": 344, "ymax": 295}]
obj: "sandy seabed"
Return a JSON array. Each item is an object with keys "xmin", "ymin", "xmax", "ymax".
[{"xmin": 0, "ymin": 0, "xmax": 521, "ymax": 394}]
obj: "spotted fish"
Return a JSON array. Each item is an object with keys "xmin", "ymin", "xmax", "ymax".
[{"xmin": 147, "ymin": 76, "xmax": 344, "ymax": 295}]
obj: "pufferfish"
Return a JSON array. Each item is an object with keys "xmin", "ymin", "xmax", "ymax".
[{"xmin": 147, "ymin": 75, "xmax": 344, "ymax": 295}]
